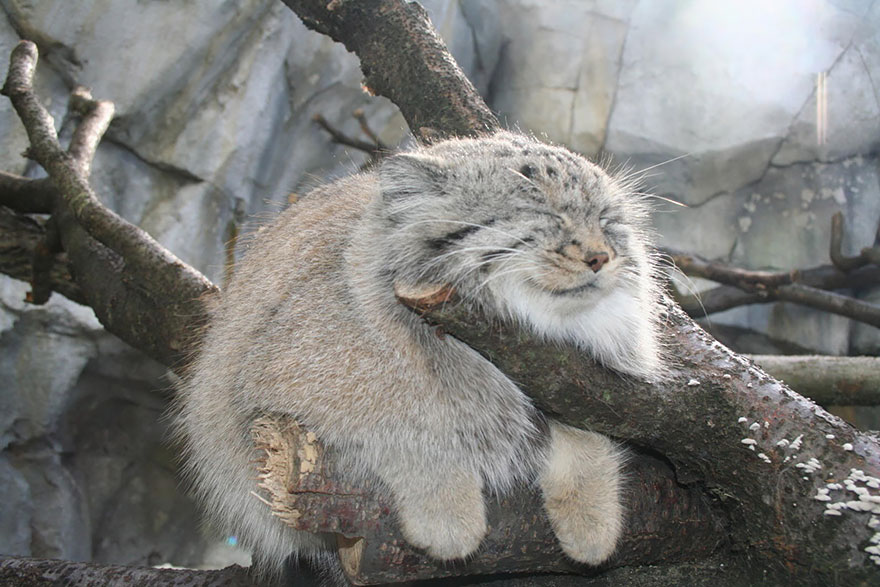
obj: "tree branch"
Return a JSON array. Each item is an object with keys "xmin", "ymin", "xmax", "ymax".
[
  {"xmin": 0, "ymin": 556, "xmax": 253, "ymax": 587},
  {"xmin": 252, "ymin": 415, "xmax": 723, "ymax": 585},
  {"xmin": 280, "ymin": 0, "xmax": 499, "ymax": 140},
  {"xmin": 668, "ymin": 248, "xmax": 880, "ymax": 327},
  {"xmin": 750, "ymin": 355, "xmax": 880, "ymax": 406},
  {"xmin": 2, "ymin": 40, "xmax": 217, "ymax": 366},
  {"xmin": 0, "ymin": 205, "xmax": 83, "ymax": 304},
  {"xmin": 0, "ymin": 171, "xmax": 54, "ymax": 213}
]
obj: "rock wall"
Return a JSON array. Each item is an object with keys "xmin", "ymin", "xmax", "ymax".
[{"xmin": 1, "ymin": 0, "xmax": 877, "ymax": 569}]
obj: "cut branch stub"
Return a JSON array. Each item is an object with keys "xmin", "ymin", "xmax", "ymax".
[
  {"xmin": 252, "ymin": 415, "xmax": 722, "ymax": 585},
  {"xmin": 393, "ymin": 282, "xmax": 456, "ymax": 312}
]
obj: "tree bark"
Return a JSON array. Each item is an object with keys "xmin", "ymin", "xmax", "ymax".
[{"xmin": 0, "ymin": 556, "xmax": 253, "ymax": 587}]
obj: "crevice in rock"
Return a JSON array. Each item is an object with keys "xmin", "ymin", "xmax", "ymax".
[
  {"xmin": 598, "ymin": 7, "xmax": 632, "ymax": 154},
  {"xmin": 0, "ymin": 3, "xmax": 82, "ymax": 86},
  {"xmin": 99, "ymin": 135, "xmax": 205, "ymax": 186},
  {"xmin": 856, "ymin": 46, "xmax": 880, "ymax": 114}
]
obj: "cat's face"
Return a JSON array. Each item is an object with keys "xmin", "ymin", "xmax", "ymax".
[{"xmin": 378, "ymin": 133, "xmax": 654, "ymax": 317}]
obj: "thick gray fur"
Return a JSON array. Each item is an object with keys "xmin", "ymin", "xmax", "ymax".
[{"xmin": 174, "ymin": 132, "xmax": 663, "ymax": 580}]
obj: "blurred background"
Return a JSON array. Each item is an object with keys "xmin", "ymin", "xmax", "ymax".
[{"xmin": 1, "ymin": 0, "xmax": 878, "ymax": 572}]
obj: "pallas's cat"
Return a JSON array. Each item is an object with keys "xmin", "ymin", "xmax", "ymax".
[{"xmin": 175, "ymin": 132, "xmax": 661, "ymax": 578}]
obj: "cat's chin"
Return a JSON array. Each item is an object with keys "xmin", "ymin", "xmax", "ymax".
[{"xmin": 491, "ymin": 277, "xmax": 661, "ymax": 380}]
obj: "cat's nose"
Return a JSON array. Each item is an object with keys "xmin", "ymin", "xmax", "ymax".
[{"xmin": 586, "ymin": 252, "xmax": 609, "ymax": 273}]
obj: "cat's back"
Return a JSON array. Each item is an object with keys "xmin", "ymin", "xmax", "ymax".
[{"xmin": 191, "ymin": 173, "xmax": 381, "ymax": 405}]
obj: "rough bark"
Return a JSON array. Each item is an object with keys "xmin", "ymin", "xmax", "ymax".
[
  {"xmin": 279, "ymin": 0, "xmax": 499, "ymax": 141},
  {"xmin": 0, "ymin": 556, "xmax": 254, "ymax": 587},
  {"xmin": 409, "ymin": 297, "xmax": 880, "ymax": 584}
]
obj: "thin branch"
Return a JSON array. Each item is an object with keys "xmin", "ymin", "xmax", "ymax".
[
  {"xmin": 749, "ymin": 355, "xmax": 880, "ymax": 406},
  {"xmin": 775, "ymin": 282, "xmax": 880, "ymax": 327},
  {"xmin": 1, "ymin": 40, "xmax": 216, "ymax": 365},
  {"xmin": 0, "ymin": 205, "xmax": 83, "ymax": 304},
  {"xmin": 66, "ymin": 86, "xmax": 114, "ymax": 175},
  {"xmin": 667, "ymin": 248, "xmax": 880, "ymax": 327},
  {"xmin": 667, "ymin": 249, "xmax": 795, "ymax": 290},
  {"xmin": 353, "ymin": 108, "xmax": 388, "ymax": 150},
  {"xmin": 674, "ymin": 263, "xmax": 880, "ymax": 317},
  {"xmin": 2, "ymin": 41, "xmax": 215, "ymax": 306},
  {"xmin": 830, "ymin": 211, "xmax": 869, "ymax": 271},
  {"xmin": 0, "ymin": 171, "xmax": 54, "ymax": 213},
  {"xmin": 313, "ymin": 113, "xmax": 383, "ymax": 155}
]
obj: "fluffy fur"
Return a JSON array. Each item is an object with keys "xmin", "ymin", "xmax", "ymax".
[{"xmin": 174, "ymin": 132, "xmax": 662, "ymax": 580}]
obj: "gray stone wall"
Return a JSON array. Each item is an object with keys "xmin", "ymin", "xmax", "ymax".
[{"xmin": 1, "ymin": 0, "xmax": 877, "ymax": 569}]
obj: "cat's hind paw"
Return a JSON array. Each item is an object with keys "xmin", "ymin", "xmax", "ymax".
[
  {"xmin": 395, "ymin": 469, "xmax": 488, "ymax": 560},
  {"xmin": 539, "ymin": 422, "xmax": 624, "ymax": 565}
]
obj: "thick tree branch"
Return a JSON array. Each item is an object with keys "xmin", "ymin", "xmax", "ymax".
[
  {"xmin": 0, "ymin": 556, "xmax": 253, "ymax": 587},
  {"xmin": 280, "ymin": 0, "xmax": 499, "ymax": 140},
  {"xmin": 409, "ymin": 296, "xmax": 880, "ymax": 584},
  {"xmin": 252, "ymin": 416, "xmax": 723, "ymax": 585}
]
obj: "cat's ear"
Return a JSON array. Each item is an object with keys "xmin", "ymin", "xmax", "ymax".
[{"xmin": 379, "ymin": 152, "xmax": 448, "ymax": 201}]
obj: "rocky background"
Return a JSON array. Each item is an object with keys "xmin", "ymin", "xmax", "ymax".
[{"xmin": 1, "ymin": 0, "xmax": 878, "ymax": 571}]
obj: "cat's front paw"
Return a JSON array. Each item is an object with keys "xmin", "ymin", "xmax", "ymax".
[
  {"xmin": 539, "ymin": 422, "xmax": 624, "ymax": 565},
  {"xmin": 395, "ymin": 473, "xmax": 488, "ymax": 560}
]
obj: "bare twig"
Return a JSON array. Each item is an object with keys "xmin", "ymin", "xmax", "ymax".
[
  {"xmin": 312, "ymin": 113, "xmax": 383, "ymax": 155},
  {"xmin": 353, "ymin": 108, "xmax": 388, "ymax": 150},
  {"xmin": 674, "ymin": 263, "xmax": 880, "ymax": 317},
  {"xmin": 830, "ymin": 211, "xmax": 871, "ymax": 271},
  {"xmin": 775, "ymin": 282, "xmax": 880, "ymax": 327},
  {"xmin": 668, "ymin": 247, "xmax": 880, "ymax": 327},
  {"xmin": 2, "ymin": 42, "xmax": 211, "ymax": 297},
  {"xmin": 668, "ymin": 249, "xmax": 795, "ymax": 291}
]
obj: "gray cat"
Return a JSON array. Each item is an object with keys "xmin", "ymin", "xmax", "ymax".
[{"xmin": 174, "ymin": 132, "xmax": 662, "ymax": 579}]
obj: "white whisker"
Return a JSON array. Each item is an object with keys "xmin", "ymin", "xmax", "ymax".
[{"xmin": 401, "ymin": 219, "xmax": 533, "ymax": 248}]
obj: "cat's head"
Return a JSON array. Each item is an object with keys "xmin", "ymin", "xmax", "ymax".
[
  {"xmin": 376, "ymin": 132, "xmax": 662, "ymax": 376},
  {"xmin": 375, "ymin": 133, "xmax": 661, "ymax": 377}
]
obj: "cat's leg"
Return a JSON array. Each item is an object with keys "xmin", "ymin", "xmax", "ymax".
[
  {"xmin": 538, "ymin": 420, "xmax": 624, "ymax": 565},
  {"xmin": 377, "ymin": 458, "xmax": 487, "ymax": 560}
]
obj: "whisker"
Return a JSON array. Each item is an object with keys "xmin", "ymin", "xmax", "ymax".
[
  {"xmin": 474, "ymin": 265, "xmax": 535, "ymax": 294},
  {"xmin": 414, "ymin": 247, "xmax": 526, "ymax": 283},
  {"xmin": 630, "ymin": 192, "xmax": 688, "ymax": 208},
  {"xmin": 401, "ymin": 219, "xmax": 533, "ymax": 248}
]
